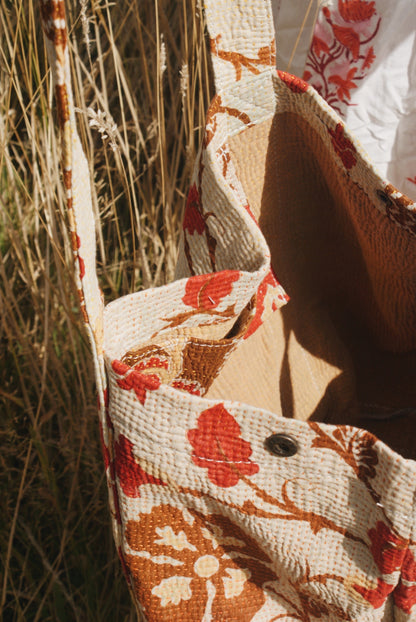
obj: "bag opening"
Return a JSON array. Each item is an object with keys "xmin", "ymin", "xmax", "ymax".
[{"xmin": 208, "ymin": 109, "xmax": 416, "ymax": 460}]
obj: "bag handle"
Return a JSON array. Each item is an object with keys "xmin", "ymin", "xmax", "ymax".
[
  {"xmin": 40, "ymin": 0, "xmax": 276, "ymax": 390},
  {"xmin": 40, "ymin": 1, "xmax": 105, "ymax": 387},
  {"xmin": 203, "ymin": 0, "xmax": 276, "ymax": 92}
]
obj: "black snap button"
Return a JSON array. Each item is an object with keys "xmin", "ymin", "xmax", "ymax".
[
  {"xmin": 265, "ymin": 433, "xmax": 298, "ymax": 457},
  {"xmin": 376, "ymin": 189, "xmax": 392, "ymax": 206}
]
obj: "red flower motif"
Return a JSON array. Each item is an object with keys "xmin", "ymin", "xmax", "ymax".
[
  {"xmin": 394, "ymin": 549, "xmax": 416, "ymax": 614},
  {"xmin": 111, "ymin": 359, "xmax": 161, "ymax": 405},
  {"xmin": 362, "ymin": 46, "xmax": 376, "ymax": 70},
  {"xmin": 329, "ymin": 67, "xmax": 358, "ymax": 101},
  {"xmin": 277, "ymin": 70, "xmax": 309, "ymax": 93},
  {"xmin": 78, "ymin": 255, "xmax": 85, "ymax": 279},
  {"xmin": 352, "ymin": 522, "xmax": 408, "ymax": 609},
  {"xmin": 182, "ymin": 271, "xmax": 240, "ymax": 311},
  {"xmin": 353, "ymin": 577, "xmax": 395, "ymax": 609},
  {"xmin": 338, "ymin": 0, "xmax": 376, "ymax": 23},
  {"xmin": 407, "ymin": 176, "xmax": 416, "ymax": 185},
  {"xmin": 402, "ymin": 549, "xmax": 416, "ymax": 583},
  {"xmin": 368, "ymin": 522, "xmax": 407, "ymax": 575},
  {"xmin": 311, "ymin": 35, "xmax": 330, "ymax": 57},
  {"xmin": 244, "ymin": 269, "xmax": 286, "ymax": 339},
  {"xmin": 328, "ymin": 123, "xmax": 357, "ymax": 169},
  {"xmin": 171, "ymin": 380, "xmax": 201, "ymax": 396},
  {"xmin": 395, "ymin": 584, "xmax": 416, "ymax": 615},
  {"xmin": 183, "ymin": 184, "xmax": 206, "ymax": 235},
  {"xmin": 114, "ymin": 433, "xmax": 165, "ymax": 497},
  {"xmin": 187, "ymin": 404, "xmax": 259, "ymax": 487},
  {"xmin": 71, "ymin": 232, "xmax": 86, "ymax": 279},
  {"xmin": 331, "ymin": 24, "xmax": 360, "ymax": 60}
]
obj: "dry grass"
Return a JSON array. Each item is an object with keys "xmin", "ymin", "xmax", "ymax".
[{"xmin": 0, "ymin": 0, "xmax": 211, "ymax": 618}]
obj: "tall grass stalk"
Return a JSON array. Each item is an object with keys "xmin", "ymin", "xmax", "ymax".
[{"xmin": 0, "ymin": 0, "xmax": 211, "ymax": 618}]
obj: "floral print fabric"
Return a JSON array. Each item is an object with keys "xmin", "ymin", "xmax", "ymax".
[
  {"xmin": 102, "ymin": 63, "xmax": 416, "ymax": 619},
  {"xmin": 42, "ymin": 0, "xmax": 416, "ymax": 620}
]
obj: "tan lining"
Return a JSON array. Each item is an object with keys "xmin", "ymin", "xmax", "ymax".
[{"xmin": 208, "ymin": 112, "xmax": 416, "ymax": 459}]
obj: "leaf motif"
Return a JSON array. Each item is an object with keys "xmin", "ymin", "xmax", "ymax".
[
  {"xmin": 362, "ymin": 46, "xmax": 376, "ymax": 70},
  {"xmin": 338, "ymin": 0, "xmax": 376, "ymax": 23},
  {"xmin": 354, "ymin": 431, "xmax": 379, "ymax": 484},
  {"xmin": 332, "ymin": 24, "xmax": 361, "ymax": 60}
]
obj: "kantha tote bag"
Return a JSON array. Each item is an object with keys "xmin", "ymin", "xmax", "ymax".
[{"xmin": 41, "ymin": 0, "xmax": 416, "ymax": 619}]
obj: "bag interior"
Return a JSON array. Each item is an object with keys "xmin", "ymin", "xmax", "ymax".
[{"xmin": 207, "ymin": 112, "xmax": 416, "ymax": 461}]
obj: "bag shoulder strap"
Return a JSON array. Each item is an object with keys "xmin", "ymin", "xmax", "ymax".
[
  {"xmin": 40, "ymin": 1, "xmax": 105, "ymax": 376},
  {"xmin": 203, "ymin": 0, "xmax": 276, "ymax": 92}
]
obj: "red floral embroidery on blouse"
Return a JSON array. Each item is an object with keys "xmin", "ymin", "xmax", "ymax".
[
  {"xmin": 304, "ymin": 2, "xmax": 380, "ymax": 115},
  {"xmin": 362, "ymin": 46, "xmax": 376, "ymax": 70},
  {"xmin": 331, "ymin": 23, "xmax": 360, "ymax": 60},
  {"xmin": 328, "ymin": 123, "xmax": 357, "ymax": 169},
  {"xmin": 277, "ymin": 70, "xmax": 309, "ymax": 94},
  {"xmin": 312, "ymin": 35, "xmax": 330, "ymax": 57},
  {"xmin": 187, "ymin": 404, "xmax": 259, "ymax": 487},
  {"xmin": 114, "ymin": 433, "xmax": 165, "ymax": 498},
  {"xmin": 394, "ymin": 549, "xmax": 416, "ymax": 614},
  {"xmin": 338, "ymin": 0, "xmax": 376, "ymax": 23},
  {"xmin": 328, "ymin": 67, "xmax": 358, "ymax": 102},
  {"xmin": 183, "ymin": 184, "xmax": 206, "ymax": 235},
  {"xmin": 182, "ymin": 271, "xmax": 240, "ymax": 311},
  {"xmin": 112, "ymin": 359, "xmax": 161, "ymax": 405}
]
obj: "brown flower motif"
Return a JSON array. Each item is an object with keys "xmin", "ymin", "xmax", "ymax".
[
  {"xmin": 210, "ymin": 35, "xmax": 276, "ymax": 81},
  {"xmin": 124, "ymin": 504, "xmax": 276, "ymax": 620}
]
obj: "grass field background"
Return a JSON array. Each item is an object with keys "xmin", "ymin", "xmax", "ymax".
[{"xmin": 0, "ymin": 0, "xmax": 211, "ymax": 618}]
